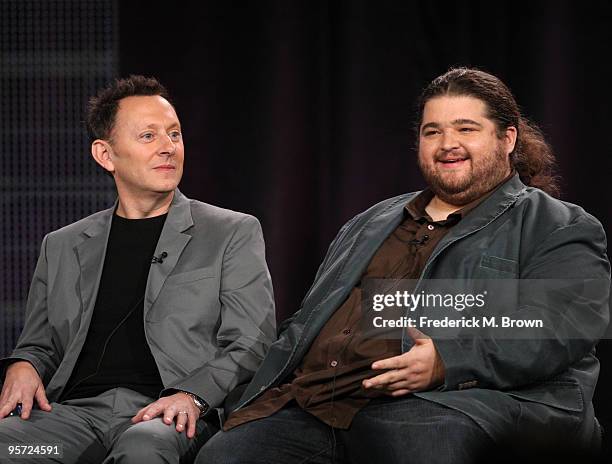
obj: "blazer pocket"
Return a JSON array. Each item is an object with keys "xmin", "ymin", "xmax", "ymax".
[
  {"xmin": 480, "ymin": 255, "xmax": 518, "ymax": 275},
  {"xmin": 165, "ymin": 266, "xmax": 216, "ymax": 286}
]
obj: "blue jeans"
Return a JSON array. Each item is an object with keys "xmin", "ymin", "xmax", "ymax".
[{"xmin": 197, "ymin": 396, "xmax": 493, "ymax": 464}]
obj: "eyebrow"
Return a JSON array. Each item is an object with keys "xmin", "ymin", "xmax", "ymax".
[
  {"xmin": 452, "ymin": 118, "xmax": 483, "ymax": 127},
  {"xmin": 139, "ymin": 122, "xmax": 181, "ymax": 130},
  {"xmin": 421, "ymin": 119, "xmax": 483, "ymax": 132}
]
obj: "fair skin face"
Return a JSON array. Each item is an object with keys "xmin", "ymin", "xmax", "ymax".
[
  {"xmin": 0, "ymin": 95, "xmax": 197, "ymax": 437},
  {"xmin": 91, "ymin": 95, "xmax": 185, "ymax": 219},
  {"xmin": 418, "ymin": 95, "xmax": 517, "ymax": 220},
  {"xmin": 363, "ymin": 95, "xmax": 517, "ymax": 395}
]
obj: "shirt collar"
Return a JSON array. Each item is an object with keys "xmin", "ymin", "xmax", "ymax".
[{"xmin": 405, "ymin": 171, "xmax": 516, "ymax": 224}]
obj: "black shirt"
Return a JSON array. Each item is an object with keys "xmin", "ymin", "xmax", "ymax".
[{"xmin": 62, "ymin": 213, "xmax": 166, "ymax": 400}]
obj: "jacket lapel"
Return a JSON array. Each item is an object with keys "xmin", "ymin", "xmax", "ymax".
[
  {"xmin": 144, "ymin": 190, "xmax": 193, "ymax": 317},
  {"xmin": 289, "ymin": 195, "xmax": 412, "ymax": 360},
  {"xmin": 422, "ymin": 174, "xmax": 527, "ymax": 278},
  {"xmin": 291, "ymin": 177, "xmax": 528, "ymax": 366},
  {"xmin": 75, "ymin": 207, "xmax": 114, "ymax": 330},
  {"xmin": 398, "ymin": 174, "xmax": 527, "ymax": 352},
  {"xmin": 51, "ymin": 191, "xmax": 193, "ymax": 399},
  {"xmin": 50, "ymin": 206, "xmax": 114, "ymax": 397}
]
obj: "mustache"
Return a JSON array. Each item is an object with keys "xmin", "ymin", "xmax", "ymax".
[{"xmin": 434, "ymin": 153, "xmax": 471, "ymax": 162}]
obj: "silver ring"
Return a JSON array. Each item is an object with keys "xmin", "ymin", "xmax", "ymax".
[{"xmin": 177, "ymin": 410, "xmax": 188, "ymax": 415}]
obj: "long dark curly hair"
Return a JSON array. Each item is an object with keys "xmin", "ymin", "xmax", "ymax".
[{"xmin": 416, "ymin": 67, "xmax": 560, "ymax": 197}]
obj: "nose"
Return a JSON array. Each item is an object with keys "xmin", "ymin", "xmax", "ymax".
[
  {"xmin": 160, "ymin": 134, "xmax": 176, "ymax": 156},
  {"xmin": 440, "ymin": 130, "xmax": 460, "ymax": 152}
]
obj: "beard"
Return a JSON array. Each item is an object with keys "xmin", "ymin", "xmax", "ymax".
[{"xmin": 418, "ymin": 144, "xmax": 511, "ymax": 206}]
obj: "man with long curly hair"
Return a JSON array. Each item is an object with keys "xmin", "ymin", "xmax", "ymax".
[{"xmin": 199, "ymin": 68, "xmax": 609, "ymax": 463}]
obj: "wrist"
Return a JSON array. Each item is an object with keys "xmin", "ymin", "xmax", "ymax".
[
  {"xmin": 6, "ymin": 360, "xmax": 36, "ymax": 376},
  {"xmin": 180, "ymin": 391, "xmax": 209, "ymax": 417}
]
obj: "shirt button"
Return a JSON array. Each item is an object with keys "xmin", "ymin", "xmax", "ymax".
[
  {"xmin": 427, "ymin": 224, "xmax": 435, "ymax": 230},
  {"xmin": 342, "ymin": 329, "xmax": 351, "ymax": 335},
  {"xmin": 330, "ymin": 360, "xmax": 338, "ymax": 367}
]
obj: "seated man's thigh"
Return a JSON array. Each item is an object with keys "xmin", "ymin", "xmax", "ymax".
[
  {"xmin": 197, "ymin": 406, "xmax": 340, "ymax": 464},
  {"xmin": 105, "ymin": 417, "xmax": 217, "ymax": 464},
  {"xmin": 0, "ymin": 404, "xmax": 106, "ymax": 464},
  {"xmin": 343, "ymin": 396, "xmax": 492, "ymax": 464}
]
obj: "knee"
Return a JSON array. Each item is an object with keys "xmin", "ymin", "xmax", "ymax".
[
  {"xmin": 109, "ymin": 421, "xmax": 178, "ymax": 463},
  {"xmin": 195, "ymin": 431, "xmax": 246, "ymax": 464}
]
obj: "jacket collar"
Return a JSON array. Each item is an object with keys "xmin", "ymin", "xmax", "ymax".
[
  {"xmin": 81, "ymin": 189, "xmax": 193, "ymax": 238},
  {"xmin": 351, "ymin": 174, "xmax": 527, "ymax": 275},
  {"xmin": 431, "ymin": 173, "xmax": 526, "ymax": 252},
  {"xmin": 145, "ymin": 190, "xmax": 194, "ymax": 315},
  {"xmin": 75, "ymin": 189, "xmax": 194, "ymax": 322}
]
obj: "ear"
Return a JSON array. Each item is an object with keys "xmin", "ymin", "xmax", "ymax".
[
  {"xmin": 503, "ymin": 126, "xmax": 518, "ymax": 156},
  {"xmin": 91, "ymin": 139, "xmax": 115, "ymax": 174}
]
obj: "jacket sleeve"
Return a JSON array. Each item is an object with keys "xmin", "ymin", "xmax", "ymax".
[
  {"xmin": 434, "ymin": 214, "xmax": 610, "ymax": 391},
  {"xmin": 0, "ymin": 234, "xmax": 61, "ymax": 385},
  {"xmin": 162, "ymin": 216, "xmax": 276, "ymax": 408}
]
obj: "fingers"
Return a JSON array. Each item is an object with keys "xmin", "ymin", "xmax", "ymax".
[
  {"xmin": 0, "ymin": 397, "xmax": 18, "ymax": 419},
  {"xmin": 20, "ymin": 395, "xmax": 34, "ymax": 420},
  {"xmin": 136, "ymin": 403, "xmax": 165, "ymax": 422},
  {"xmin": 186, "ymin": 411, "xmax": 197, "ymax": 439},
  {"xmin": 163, "ymin": 405, "xmax": 178, "ymax": 425},
  {"xmin": 34, "ymin": 386, "xmax": 52, "ymax": 412},
  {"xmin": 131, "ymin": 394, "xmax": 200, "ymax": 438},
  {"xmin": 364, "ymin": 364, "xmax": 423, "ymax": 389},
  {"xmin": 174, "ymin": 409, "xmax": 197, "ymax": 439},
  {"xmin": 363, "ymin": 370, "xmax": 402, "ymax": 389},
  {"xmin": 131, "ymin": 403, "xmax": 177, "ymax": 425},
  {"xmin": 363, "ymin": 368, "xmax": 429, "ymax": 390},
  {"xmin": 0, "ymin": 363, "xmax": 49, "ymax": 420},
  {"xmin": 371, "ymin": 352, "xmax": 411, "ymax": 370},
  {"xmin": 175, "ymin": 410, "xmax": 188, "ymax": 433},
  {"xmin": 388, "ymin": 389, "xmax": 411, "ymax": 397},
  {"xmin": 131, "ymin": 406, "xmax": 147, "ymax": 423}
]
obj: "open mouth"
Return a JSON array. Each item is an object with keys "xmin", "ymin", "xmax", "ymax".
[{"xmin": 437, "ymin": 158, "xmax": 469, "ymax": 167}]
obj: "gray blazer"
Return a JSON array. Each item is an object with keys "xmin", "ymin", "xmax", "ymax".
[
  {"xmin": 1, "ymin": 190, "xmax": 276, "ymax": 414},
  {"xmin": 234, "ymin": 174, "xmax": 610, "ymax": 445}
]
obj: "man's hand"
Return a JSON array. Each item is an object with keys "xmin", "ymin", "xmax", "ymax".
[
  {"xmin": 362, "ymin": 328, "xmax": 445, "ymax": 396},
  {"xmin": 131, "ymin": 392, "xmax": 201, "ymax": 438},
  {"xmin": 0, "ymin": 361, "xmax": 52, "ymax": 419}
]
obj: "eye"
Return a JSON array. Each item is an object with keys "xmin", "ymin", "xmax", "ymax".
[
  {"xmin": 140, "ymin": 132, "xmax": 154, "ymax": 141},
  {"xmin": 169, "ymin": 131, "xmax": 182, "ymax": 141},
  {"xmin": 422, "ymin": 130, "xmax": 439, "ymax": 137},
  {"xmin": 459, "ymin": 127, "xmax": 476, "ymax": 133}
]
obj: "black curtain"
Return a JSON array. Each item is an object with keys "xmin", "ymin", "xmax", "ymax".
[{"xmin": 119, "ymin": 0, "xmax": 612, "ymax": 452}]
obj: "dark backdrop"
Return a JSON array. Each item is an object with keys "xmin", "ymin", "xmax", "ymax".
[{"xmin": 118, "ymin": 0, "xmax": 612, "ymax": 454}]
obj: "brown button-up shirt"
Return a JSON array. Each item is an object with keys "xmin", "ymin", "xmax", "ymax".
[{"xmin": 224, "ymin": 188, "xmax": 489, "ymax": 431}]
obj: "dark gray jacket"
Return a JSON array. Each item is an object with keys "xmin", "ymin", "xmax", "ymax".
[{"xmin": 232, "ymin": 174, "xmax": 610, "ymax": 445}]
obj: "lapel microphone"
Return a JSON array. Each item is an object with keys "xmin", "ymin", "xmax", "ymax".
[
  {"xmin": 152, "ymin": 251, "xmax": 168, "ymax": 264},
  {"xmin": 409, "ymin": 235, "xmax": 430, "ymax": 246}
]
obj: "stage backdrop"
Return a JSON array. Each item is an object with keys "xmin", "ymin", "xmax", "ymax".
[
  {"xmin": 118, "ymin": 0, "xmax": 612, "ymax": 451},
  {"xmin": 2, "ymin": 0, "xmax": 611, "ymax": 455},
  {"xmin": 0, "ymin": 0, "xmax": 117, "ymax": 359}
]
